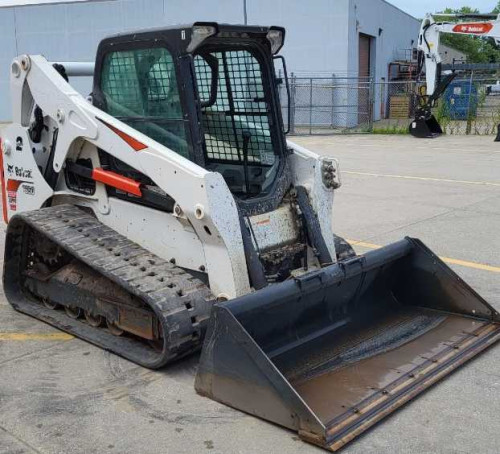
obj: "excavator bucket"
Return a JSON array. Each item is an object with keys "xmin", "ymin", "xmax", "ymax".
[
  {"xmin": 409, "ymin": 114, "xmax": 443, "ymax": 138},
  {"xmin": 195, "ymin": 238, "xmax": 500, "ymax": 451}
]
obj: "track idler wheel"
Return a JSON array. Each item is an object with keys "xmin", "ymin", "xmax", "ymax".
[
  {"xmin": 84, "ymin": 310, "xmax": 104, "ymax": 327},
  {"xmin": 106, "ymin": 319, "xmax": 124, "ymax": 336},
  {"xmin": 65, "ymin": 306, "xmax": 82, "ymax": 319}
]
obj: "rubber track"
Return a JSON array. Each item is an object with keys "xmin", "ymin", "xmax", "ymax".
[{"xmin": 3, "ymin": 204, "xmax": 215, "ymax": 369}]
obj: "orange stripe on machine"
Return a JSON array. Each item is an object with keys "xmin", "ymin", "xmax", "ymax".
[
  {"xmin": 6, "ymin": 179, "xmax": 25, "ymax": 215},
  {"xmin": 98, "ymin": 118, "xmax": 148, "ymax": 151},
  {"xmin": 452, "ymin": 23, "xmax": 493, "ymax": 34},
  {"xmin": 92, "ymin": 168, "xmax": 142, "ymax": 197}
]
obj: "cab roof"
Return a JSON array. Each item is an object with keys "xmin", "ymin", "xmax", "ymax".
[{"xmin": 99, "ymin": 22, "xmax": 285, "ymax": 56}]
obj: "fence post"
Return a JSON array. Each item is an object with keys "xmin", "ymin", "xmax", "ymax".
[
  {"xmin": 368, "ymin": 77, "xmax": 375, "ymax": 132},
  {"xmin": 309, "ymin": 78, "xmax": 313, "ymax": 135},
  {"xmin": 331, "ymin": 73, "xmax": 335, "ymax": 127},
  {"xmin": 466, "ymin": 70, "xmax": 474, "ymax": 135},
  {"xmin": 290, "ymin": 72, "xmax": 296, "ymax": 134}
]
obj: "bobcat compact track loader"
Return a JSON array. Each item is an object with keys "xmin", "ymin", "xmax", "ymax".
[{"xmin": 2, "ymin": 23, "xmax": 499, "ymax": 451}]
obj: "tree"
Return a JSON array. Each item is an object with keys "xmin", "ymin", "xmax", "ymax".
[
  {"xmin": 438, "ymin": 6, "xmax": 500, "ymax": 63},
  {"xmin": 442, "ymin": 6, "xmax": 479, "ymax": 14}
]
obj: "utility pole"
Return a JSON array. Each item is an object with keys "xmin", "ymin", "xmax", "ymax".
[{"xmin": 243, "ymin": 0, "xmax": 248, "ymax": 25}]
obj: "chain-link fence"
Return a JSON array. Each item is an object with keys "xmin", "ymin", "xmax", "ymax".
[
  {"xmin": 280, "ymin": 72, "xmax": 500, "ymax": 136},
  {"xmin": 433, "ymin": 74, "xmax": 500, "ymax": 136},
  {"xmin": 279, "ymin": 76, "xmax": 374, "ymax": 135},
  {"xmin": 372, "ymin": 80, "xmax": 417, "ymax": 134}
]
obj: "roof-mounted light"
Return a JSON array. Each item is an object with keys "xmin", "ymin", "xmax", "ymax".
[
  {"xmin": 187, "ymin": 24, "xmax": 218, "ymax": 53},
  {"xmin": 266, "ymin": 27, "xmax": 285, "ymax": 55}
]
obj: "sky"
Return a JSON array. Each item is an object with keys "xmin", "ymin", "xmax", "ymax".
[{"xmin": 391, "ymin": 0, "xmax": 499, "ymax": 17}]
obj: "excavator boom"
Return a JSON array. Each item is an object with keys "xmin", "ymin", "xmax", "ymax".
[{"xmin": 410, "ymin": 13, "xmax": 500, "ymax": 138}]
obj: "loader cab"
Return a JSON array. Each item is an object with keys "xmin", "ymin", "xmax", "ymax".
[{"xmin": 92, "ymin": 23, "xmax": 290, "ymax": 215}]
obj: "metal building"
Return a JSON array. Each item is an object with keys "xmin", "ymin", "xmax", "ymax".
[
  {"xmin": 439, "ymin": 44, "xmax": 467, "ymax": 65},
  {"xmin": 0, "ymin": 0, "xmax": 420, "ymax": 123}
]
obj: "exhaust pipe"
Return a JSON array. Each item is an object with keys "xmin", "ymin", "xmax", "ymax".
[{"xmin": 195, "ymin": 238, "xmax": 500, "ymax": 451}]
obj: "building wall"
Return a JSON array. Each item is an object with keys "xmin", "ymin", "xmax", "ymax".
[
  {"xmin": 246, "ymin": 0, "xmax": 351, "ymax": 76},
  {"xmin": 0, "ymin": 0, "xmax": 418, "ymax": 122},
  {"xmin": 346, "ymin": 0, "xmax": 420, "ymax": 121},
  {"xmin": 439, "ymin": 44, "xmax": 467, "ymax": 65},
  {"xmin": 246, "ymin": 0, "xmax": 351, "ymax": 129},
  {"xmin": 0, "ymin": 9, "xmax": 18, "ymax": 121},
  {"xmin": 0, "ymin": 0, "xmax": 244, "ymax": 120}
]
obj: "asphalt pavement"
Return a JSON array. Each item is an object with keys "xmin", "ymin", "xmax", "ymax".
[{"xmin": 1, "ymin": 134, "xmax": 499, "ymax": 454}]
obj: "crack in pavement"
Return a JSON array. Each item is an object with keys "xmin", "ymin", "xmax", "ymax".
[{"xmin": 0, "ymin": 424, "xmax": 43, "ymax": 454}]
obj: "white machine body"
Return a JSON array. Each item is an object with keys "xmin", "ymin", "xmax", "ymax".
[{"xmin": 1, "ymin": 54, "xmax": 341, "ymax": 300}]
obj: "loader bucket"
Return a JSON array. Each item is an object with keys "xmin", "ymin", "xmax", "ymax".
[
  {"xmin": 409, "ymin": 114, "xmax": 443, "ymax": 138},
  {"xmin": 195, "ymin": 238, "xmax": 500, "ymax": 451}
]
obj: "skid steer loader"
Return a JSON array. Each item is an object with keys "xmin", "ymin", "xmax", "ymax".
[{"xmin": 1, "ymin": 23, "xmax": 499, "ymax": 451}]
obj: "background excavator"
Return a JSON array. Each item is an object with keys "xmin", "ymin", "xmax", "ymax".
[
  {"xmin": 410, "ymin": 12, "xmax": 500, "ymax": 138},
  {"xmin": 1, "ymin": 23, "xmax": 499, "ymax": 452}
]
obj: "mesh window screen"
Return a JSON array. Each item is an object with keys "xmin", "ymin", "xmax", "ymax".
[
  {"xmin": 101, "ymin": 47, "xmax": 189, "ymax": 158},
  {"xmin": 194, "ymin": 50, "xmax": 276, "ymax": 166}
]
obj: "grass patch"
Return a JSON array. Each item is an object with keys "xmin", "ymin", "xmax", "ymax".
[{"xmin": 371, "ymin": 124, "xmax": 409, "ymax": 135}]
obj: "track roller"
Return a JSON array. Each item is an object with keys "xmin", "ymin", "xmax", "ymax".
[{"xmin": 84, "ymin": 310, "xmax": 104, "ymax": 327}]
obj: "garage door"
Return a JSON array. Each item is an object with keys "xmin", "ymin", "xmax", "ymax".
[{"xmin": 358, "ymin": 34, "xmax": 372, "ymax": 124}]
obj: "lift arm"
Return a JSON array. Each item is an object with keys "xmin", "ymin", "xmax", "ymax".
[{"xmin": 3, "ymin": 54, "xmax": 251, "ymax": 298}]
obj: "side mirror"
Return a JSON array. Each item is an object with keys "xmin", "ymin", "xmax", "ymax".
[{"xmin": 273, "ymin": 55, "xmax": 290, "ymax": 134}]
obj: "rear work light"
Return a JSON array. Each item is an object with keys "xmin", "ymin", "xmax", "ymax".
[
  {"xmin": 187, "ymin": 24, "xmax": 218, "ymax": 52},
  {"xmin": 267, "ymin": 27, "xmax": 285, "ymax": 54}
]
